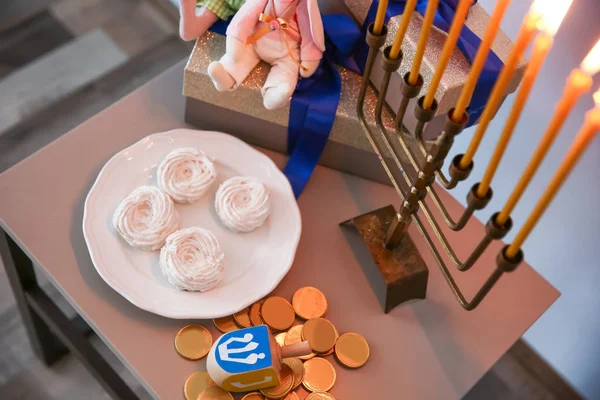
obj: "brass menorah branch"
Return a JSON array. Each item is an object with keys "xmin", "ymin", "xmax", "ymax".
[{"xmin": 343, "ymin": 23, "xmax": 523, "ymax": 312}]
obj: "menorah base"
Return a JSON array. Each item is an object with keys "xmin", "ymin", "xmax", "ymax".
[{"xmin": 341, "ymin": 205, "xmax": 429, "ymax": 313}]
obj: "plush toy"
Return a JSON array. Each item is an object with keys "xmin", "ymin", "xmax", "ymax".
[
  {"xmin": 178, "ymin": 0, "xmax": 246, "ymax": 41},
  {"xmin": 207, "ymin": 0, "xmax": 325, "ymax": 110}
]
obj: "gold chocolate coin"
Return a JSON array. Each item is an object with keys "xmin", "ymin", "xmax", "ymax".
[
  {"xmin": 292, "ymin": 287, "xmax": 328, "ymax": 320},
  {"xmin": 249, "ymin": 301, "xmax": 265, "ymax": 326},
  {"xmin": 302, "ymin": 358, "xmax": 336, "ymax": 392},
  {"xmin": 302, "ymin": 318, "xmax": 337, "ymax": 353},
  {"xmin": 198, "ymin": 386, "xmax": 234, "ymax": 400},
  {"xmin": 306, "ymin": 392, "xmax": 336, "ymax": 400},
  {"xmin": 284, "ymin": 325, "xmax": 303, "ymax": 346},
  {"xmin": 175, "ymin": 325, "xmax": 212, "ymax": 360},
  {"xmin": 213, "ymin": 316, "xmax": 239, "ymax": 333},
  {"xmin": 260, "ymin": 363, "xmax": 294, "ymax": 399},
  {"xmin": 283, "ymin": 357, "xmax": 304, "ymax": 389},
  {"xmin": 318, "ymin": 326, "xmax": 339, "ymax": 357},
  {"xmin": 283, "ymin": 392, "xmax": 300, "ymax": 400},
  {"xmin": 285, "ymin": 325, "xmax": 316, "ymax": 360},
  {"xmin": 300, "ymin": 352, "xmax": 316, "ymax": 361},
  {"xmin": 183, "ymin": 371, "xmax": 215, "ymax": 400},
  {"xmin": 275, "ymin": 332, "xmax": 287, "ymax": 347},
  {"xmin": 261, "ymin": 297, "xmax": 296, "ymax": 331},
  {"xmin": 335, "ymin": 332, "xmax": 370, "ymax": 368},
  {"xmin": 319, "ymin": 347, "xmax": 334, "ymax": 356},
  {"xmin": 241, "ymin": 393, "xmax": 265, "ymax": 400},
  {"xmin": 233, "ymin": 307, "xmax": 252, "ymax": 328}
]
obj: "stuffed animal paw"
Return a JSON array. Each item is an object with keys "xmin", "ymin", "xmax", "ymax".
[
  {"xmin": 178, "ymin": 0, "xmax": 219, "ymax": 41},
  {"xmin": 300, "ymin": 60, "xmax": 320, "ymax": 78}
]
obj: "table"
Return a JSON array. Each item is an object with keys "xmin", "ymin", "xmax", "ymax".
[{"xmin": 0, "ymin": 60, "xmax": 559, "ymax": 400}]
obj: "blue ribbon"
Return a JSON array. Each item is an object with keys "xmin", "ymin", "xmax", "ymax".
[
  {"xmin": 210, "ymin": 19, "xmax": 229, "ymax": 35},
  {"xmin": 210, "ymin": 15, "xmax": 361, "ymax": 198},
  {"xmin": 284, "ymin": 15, "xmax": 362, "ymax": 197},
  {"xmin": 358, "ymin": 0, "xmax": 504, "ymax": 126}
]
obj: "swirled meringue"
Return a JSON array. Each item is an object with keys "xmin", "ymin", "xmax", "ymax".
[
  {"xmin": 157, "ymin": 147, "xmax": 217, "ymax": 203},
  {"xmin": 113, "ymin": 186, "xmax": 180, "ymax": 251},
  {"xmin": 159, "ymin": 227, "xmax": 225, "ymax": 292},
  {"xmin": 215, "ymin": 176, "xmax": 271, "ymax": 232}
]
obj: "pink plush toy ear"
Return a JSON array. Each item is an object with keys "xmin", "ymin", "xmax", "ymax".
[
  {"xmin": 298, "ymin": 0, "xmax": 325, "ymax": 53},
  {"xmin": 306, "ymin": 0, "xmax": 325, "ymax": 52}
]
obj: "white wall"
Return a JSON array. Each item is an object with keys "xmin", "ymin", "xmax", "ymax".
[{"xmin": 454, "ymin": 1, "xmax": 600, "ymax": 397}]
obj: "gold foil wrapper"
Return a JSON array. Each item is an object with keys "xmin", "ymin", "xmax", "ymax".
[
  {"xmin": 292, "ymin": 287, "xmax": 328, "ymax": 320},
  {"xmin": 261, "ymin": 296, "xmax": 296, "ymax": 331},
  {"xmin": 334, "ymin": 332, "xmax": 370, "ymax": 368},
  {"xmin": 302, "ymin": 358, "xmax": 336, "ymax": 392},
  {"xmin": 283, "ymin": 358, "xmax": 305, "ymax": 390},
  {"xmin": 175, "ymin": 324, "xmax": 213, "ymax": 360},
  {"xmin": 184, "ymin": 371, "xmax": 216, "ymax": 400},
  {"xmin": 260, "ymin": 363, "xmax": 294, "ymax": 399},
  {"xmin": 241, "ymin": 393, "xmax": 265, "ymax": 400},
  {"xmin": 302, "ymin": 318, "xmax": 337, "ymax": 353},
  {"xmin": 198, "ymin": 386, "xmax": 234, "ymax": 400},
  {"xmin": 233, "ymin": 307, "xmax": 252, "ymax": 328}
]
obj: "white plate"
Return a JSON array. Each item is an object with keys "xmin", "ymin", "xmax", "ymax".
[{"xmin": 83, "ymin": 129, "xmax": 301, "ymax": 319}]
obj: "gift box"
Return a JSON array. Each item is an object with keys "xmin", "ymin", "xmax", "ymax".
[
  {"xmin": 183, "ymin": 1, "xmax": 525, "ymax": 186},
  {"xmin": 346, "ymin": 1, "xmax": 527, "ymax": 139},
  {"xmin": 184, "ymin": 32, "xmax": 421, "ymax": 185}
]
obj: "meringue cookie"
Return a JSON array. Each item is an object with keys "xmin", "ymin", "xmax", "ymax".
[
  {"xmin": 160, "ymin": 227, "xmax": 225, "ymax": 292},
  {"xmin": 157, "ymin": 147, "xmax": 217, "ymax": 203},
  {"xmin": 215, "ymin": 176, "xmax": 271, "ymax": 232},
  {"xmin": 113, "ymin": 186, "xmax": 180, "ymax": 251}
]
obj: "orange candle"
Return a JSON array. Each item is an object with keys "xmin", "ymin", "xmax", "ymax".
[
  {"xmin": 476, "ymin": 2, "xmax": 577, "ymax": 198},
  {"xmin": 389, "ymin": 0, "xmax": 417, "ymax": 59},
  {"xmin": 458, "ymin": 17, "xmax": 538, "ymax": 169},
  {"xmin": 373, "ymin": 0, "xmax": 390, "ymax": 35},
  {"xmin": 506, "ymin": 97, "xmax": 600, "ymax": 259},
  {"xmin": 460, "ymin": 0, "xmax": 575, "ymax": 170},
  {"xmin": 422, "ymin": 0, "xmax": 472, "ymax": 110},
  {"xmin": 497, "ymin": 38, "xmax": 600, "ymax": 225},
  {"xmin": 476, "ymin": 33, "xmax": 554, "ymax": 198},
  {"xmin": 451, "ymin": 0, "xmax": 512, "ymax": 121},
  {"xmin": 408, "ymin": 0, "xmax": 439, "ymax": 85}
]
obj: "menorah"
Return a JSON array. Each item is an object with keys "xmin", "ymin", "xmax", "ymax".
[
  {"xmin": 344, "ymin": 21, "xmax": 524, "ymax": 313},
  {"xmin": 341, "ymin": 0, "xmax": 600, "ymax": 314},
  {"xmin": 340, "ymin": 0, "xmax": 600, "ymax": 314}
]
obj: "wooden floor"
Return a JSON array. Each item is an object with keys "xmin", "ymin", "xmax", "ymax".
[{"xmin": 0, "ymin": 1, "xmax": 584, "ymax": 399}]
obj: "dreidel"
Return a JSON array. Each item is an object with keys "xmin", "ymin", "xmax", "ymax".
[{"xmin": 206, "ymin": 325, "xmax": 311, "ymax": 392}]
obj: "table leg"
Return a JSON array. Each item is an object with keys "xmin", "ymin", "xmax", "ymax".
[
  {"xmin": 0, "ymin": 229, "xmax": 68, "ymax": 365},
  {"xmin": 0, "ymin": 230, "xmax": 140, "ymax": 400}
]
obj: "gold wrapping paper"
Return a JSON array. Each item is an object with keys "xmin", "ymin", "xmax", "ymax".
[
  {"xmin": 183, "ymin": 32, "xmax": 406, "ymax": 158},
  {"xmin": 345, "ymin": 1, "xmax": 527, "ymax": 116}
]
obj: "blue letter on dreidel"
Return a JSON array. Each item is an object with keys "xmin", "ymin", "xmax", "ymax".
[{"xmin": 207, "ymin": 325, "xmax": 279, "ymax": 392}]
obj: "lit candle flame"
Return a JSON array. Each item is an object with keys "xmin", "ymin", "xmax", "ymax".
[
  {"xmin": 582, "ymin": 39, "xmax": 600, "ymax": 76},
  {"xmin": 530, "ymin": 0, "xmax": 573, "ymax": 36},
  {"xmin": 594, "ymin": 88, "xmax": 600, "ymax": 108}
]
